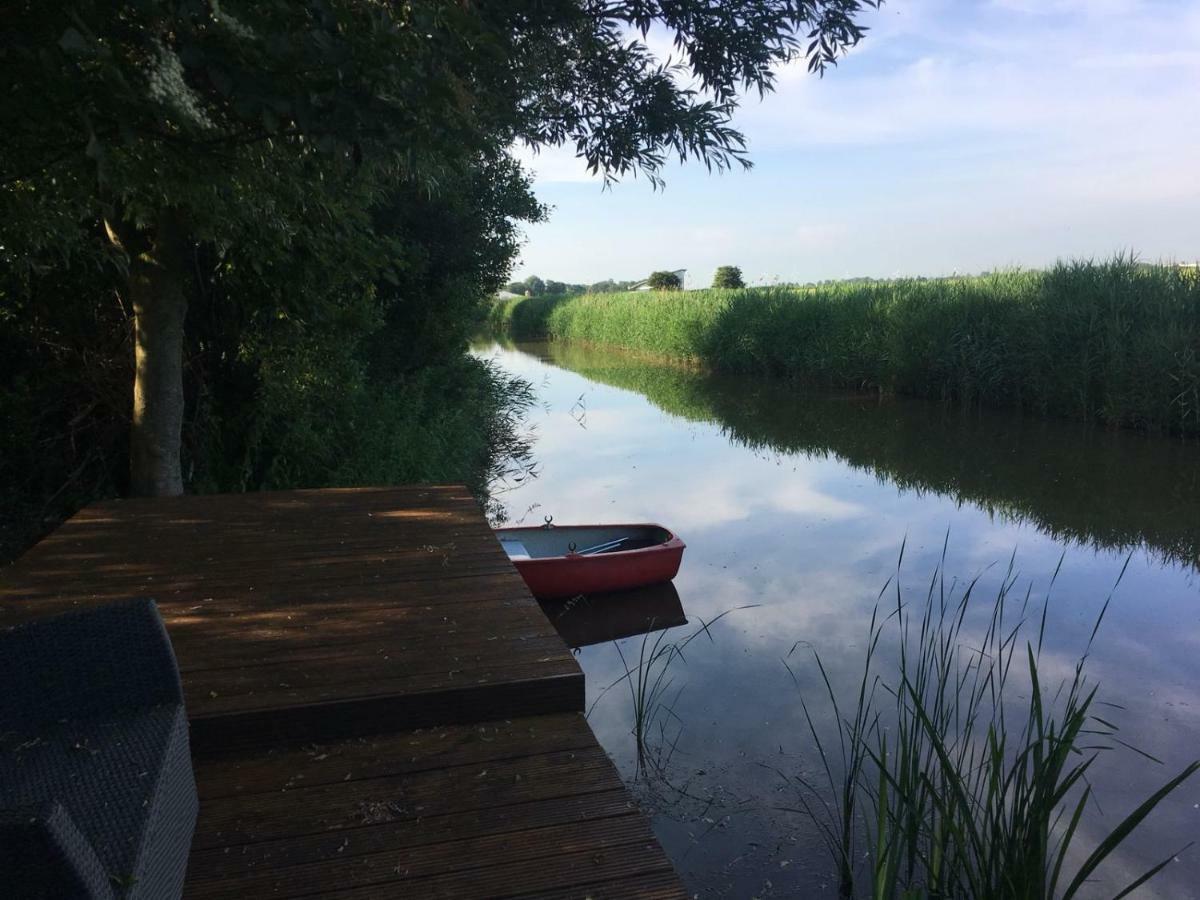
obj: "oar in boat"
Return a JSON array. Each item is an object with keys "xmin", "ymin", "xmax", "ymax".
[{"xmin": 575, "ymin": 537, "xmax": 629, "ymax": 555}]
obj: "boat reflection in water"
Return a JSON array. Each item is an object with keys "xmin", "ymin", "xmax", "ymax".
[{"xmin": 538, "ymin": 581, "xmax": 686, "ymax": 649}]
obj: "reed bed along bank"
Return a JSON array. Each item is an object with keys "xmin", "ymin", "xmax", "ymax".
[{"xmin": 489, "ymin": 260, "xmax": 1200, "ymax": 436}]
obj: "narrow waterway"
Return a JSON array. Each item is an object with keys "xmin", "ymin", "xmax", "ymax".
[{"xmin": 475, "ymin": 339, "xmax": 1200, "ymax": 899}]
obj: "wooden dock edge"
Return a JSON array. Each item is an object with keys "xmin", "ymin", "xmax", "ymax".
[{"xmin": 189, "ymin": 672, "xmax": 586, "ymax": 757}]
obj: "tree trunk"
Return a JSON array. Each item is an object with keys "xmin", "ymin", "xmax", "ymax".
[{"xmin": 128, "ymin": 210, "xmax": 189, "ymax": 497}]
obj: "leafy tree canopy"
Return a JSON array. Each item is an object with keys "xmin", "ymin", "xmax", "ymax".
[
  {"xmin": 587, "ymin": 279, "xmax": 640, "ymax": 294},
  {"xmin": 5, "ymin": 0, "xmax": 880, "ymax": 231},
  {"xmin": 648, "ymin": 270, "xmax": 683, "ymax": 291},
  {"xmin": 713, "ymin": 266, "xmax": 745, "ymax": 289}
]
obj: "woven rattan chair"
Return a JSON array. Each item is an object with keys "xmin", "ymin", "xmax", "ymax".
[{"xmin": 0, "ymin": 599, "xmax": 198, "ymax": 898}]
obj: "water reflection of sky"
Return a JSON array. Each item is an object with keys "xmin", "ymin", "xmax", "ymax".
[{"xmin": 478, "ymin": 341, "xmax": 1200, "ymax": 899}]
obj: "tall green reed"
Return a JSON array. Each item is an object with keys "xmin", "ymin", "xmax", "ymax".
[
  {"xmin": 591, "ymin": 607, "xmax": 753, "ymax": 777},
  {"xmin": 783, "ymin": 541, "xmax": 1198, "ymax": 899},
  {"xmin": 490, "ymin": 258, "xmax": 1200, "ymax": 436}
]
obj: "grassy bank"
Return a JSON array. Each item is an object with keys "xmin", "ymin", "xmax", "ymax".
[{"xmin": 489, "ymin": 260, "xmax": 1200, "ymax": 435}]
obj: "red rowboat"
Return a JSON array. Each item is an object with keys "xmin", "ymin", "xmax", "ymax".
[{"xmin": 495, "ymin": 522, "xmax": 685, "ymax": 600}]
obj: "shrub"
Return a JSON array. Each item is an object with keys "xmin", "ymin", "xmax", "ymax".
[
  {"xmin": 712, "ymin": 265, "xmax": 744, "ymax": 289},
  {"xmin": 647, "ymin": 270, "xmax": 683, "ymax": 291}
]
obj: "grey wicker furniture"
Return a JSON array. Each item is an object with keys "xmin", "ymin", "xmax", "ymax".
[{"xmin": 0, "ymin": 599, "xmax": 198, "ymax": 899}]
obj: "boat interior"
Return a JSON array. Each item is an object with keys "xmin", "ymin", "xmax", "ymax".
[{"xmin": 497, "ymin": 525, "xmax": 672, "ymax": 560}]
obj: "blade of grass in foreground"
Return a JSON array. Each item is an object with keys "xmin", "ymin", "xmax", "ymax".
[
  {"xmin": 1061, "ymin": 761, "xmax": 1200, "ymax": 900},
  {"xmin": 784, "ymin": 550, "xmax": 1199, "ymax": 899}
]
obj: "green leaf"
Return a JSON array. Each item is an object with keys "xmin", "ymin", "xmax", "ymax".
[
  {"xmin": 1111, "ymin": 843, "xmax": 1193, "ymax": 899},
  {"xmin": 1062, "ymin": 760, "xmax": 1200, "ymax": 899}
]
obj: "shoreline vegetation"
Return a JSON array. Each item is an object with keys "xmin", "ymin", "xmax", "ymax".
[
  {"xmin": 0, "ymin": 353, "xmax": 537, "ymax": 566},
  {"xmin": 489, "ymin": 259, "xmax": 1200, "ymax": 437}
]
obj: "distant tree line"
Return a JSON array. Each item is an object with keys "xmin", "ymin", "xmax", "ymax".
[
  {"xmin": 585, "ymin": 279, "xmax": 642, "ymax": 294},
  {"xmin": 505, "ymin": 276, "xmax": 585, "ymax": 297},
  {"xmin": 506, "ymin": 276, "xmax": 640, "ymax": 297},
  {"xmin": 506, "ymin": 268, "xmax": 1026, "ymax": 296},
  {"xmin": 509, "ymin": 265, "xmax": 749, "ymax": 295}
]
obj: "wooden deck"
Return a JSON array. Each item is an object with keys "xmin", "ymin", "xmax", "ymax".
[
  {"xmin": 184, "ymin": 714, "xmax": 683, "ymax": 899},
  {"xmin": 0, "ymin": 486, "xmax": 685, "ymax": 898}
]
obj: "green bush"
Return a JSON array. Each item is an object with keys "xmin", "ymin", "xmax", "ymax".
[
  {"xmin": 712, "ymin": 265, "xmax": 744, "ymax": 289},
  {"xmin": 647, "ymin": 270, "xmax": 683, "ymax": 291},
  {"xmin": 192, "ymin": 340, "xmax": 533, "ymax": 498}
]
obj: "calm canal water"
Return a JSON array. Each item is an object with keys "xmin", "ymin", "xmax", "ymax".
[{"xmin": 474, "ymin": 339, "xmax": 1200, "ymax": 899}]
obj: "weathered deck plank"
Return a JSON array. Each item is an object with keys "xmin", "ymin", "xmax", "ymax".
[{"xmin": 183, "ymin": 714, "xmax": 683, "ymax": 900}]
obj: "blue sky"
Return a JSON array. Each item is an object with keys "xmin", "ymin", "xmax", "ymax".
[{"xmin": 512, "ymin": 0, "xmax": 1200, "ymax": 286}]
